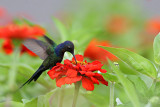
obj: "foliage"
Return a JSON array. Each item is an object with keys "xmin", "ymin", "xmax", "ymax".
[{"xmin": 1, "ymin": 0, "xmax": 160, "ymax": 107}]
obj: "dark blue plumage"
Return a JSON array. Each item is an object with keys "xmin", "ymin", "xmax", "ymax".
[{"xmin": 20, "ymin": 36, "xmax": 77, "ymax": 88}]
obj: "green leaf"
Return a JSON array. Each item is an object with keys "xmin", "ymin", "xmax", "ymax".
[
  {"xmin": 100, "ymin": 46, "xmax": 157, "ymax": 79},
  {"xmin": 108, "ymin": 60, "xmax": 141, "ymax": 107},
  {"xmin": 24, "ymin": 98, "xmax": 37, "ymax": 107},
  {"xmin": 24, "ymin": 88, "xmax": 58, "ymax": 107},
  {"xmin": 115, "ymin": 84, "xmax": 130, "ymax": 104},
  {"xmin": 118, "ymin": 61, "xmax": 138, "ymax": 75},
  {"xmin": 102, "ymin": 73, "xmax": 118, "ymax": 82},
  {"xmin": 0, "ymin": 63, "xmax": 10, "ymax": 69},
  {"xmin": 153, "ymin": 33, "xmax": 160, "ymax": 65},
  {"xmin": 13, "ymin": 18, "xmax": 35, "ymax": 26},
  {"xmin": 22, "ymin": 18, "xmax": 35, "ymax": 26},
  {"xmin": 129, "ymin": 76, "xmax": 148, "ymax": 95},
  {"xmin": 52, "ymin": 17, "xmax": 68, "ymax": 42},
  {"xmin": 116, "ymin": 103, "xmax": 133, "ymax": 107},
  {"xmin": 0, "ymin": 101, "xmax": 24, "ymax": 107}
]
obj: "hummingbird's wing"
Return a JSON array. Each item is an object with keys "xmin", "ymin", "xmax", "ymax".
[
  {"xmin": 23, "ymin": 39, "xmax": 51, "ymax": 60},
  {"xmin": 43, "ymin": 35, "xmax": 57, "ymax": 47}
]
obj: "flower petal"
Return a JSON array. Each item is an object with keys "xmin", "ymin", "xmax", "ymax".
[
  {"xmin": 91, "ymin": 61, "xmax": 102, "ymax": 65},
  {"xmin": 82, "ymin": 77, "xmax": 94, "ymax": 91},
  {"xmin": 79, "ymin": 71, "xmax": 86, "ymax": 74},
  {"xmin": 66, "ymin": 69, "xmax": 77, "ymax": 77},
  {"xmin": 65, "ymin": 76, "xmax": 82, "ymax": 84},
  {"xmin": 64, "ymin": 59, "xmax": 72, "ymax": 65},
  {"xmin": 83, "ymin": 39, "xmax": 118, "ymax": 62},
  {"xmin": 80, "ymin": 65, "xmax": 87, "ymax": 71},
  {"xmin": 0, "ymin": 24, "xmax": 45, "ymax": 39},
  {"xmin": 47, "ymin": 70, "xmax": 61, "ymax": 79},
  {"xmin": 79, "ymin": 71, "xmax": 95, "ymax": 76},
  {"xmin": 90, "ymin": 77, "xmax": 99, "ymax": 85},
  {"xmin": 85, "ymin": 72, "xmax": 95, "ymax": 76},
  {"xmin": 94, "ymin": 73, "xmax": 108, "ymax": 86},
  {"xmin": 2, "ymin": 39, "xmax": 13, "ymax": 54},
  {"xmin": 56, "ymin": 77, "xmax": 66, "ymax": 87},
  {"xmin": 72, "ymin": 54, "xmax": 84, "ymax": 62},
  {"xmin": 99, "ymin": 69, "xmax": 107, "ymax": 73},
  {"xmin": 51, "ymin": 64, "xmax": 63, "ymax": 71},
  {"xmin": 88, "ymin": 61, "xmax": 103, "ymax": 71}
]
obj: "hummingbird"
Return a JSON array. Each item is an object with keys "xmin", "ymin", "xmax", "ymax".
[{"xmin": 20, "ymin": 35, "xmax": 77, "ymax": 88}]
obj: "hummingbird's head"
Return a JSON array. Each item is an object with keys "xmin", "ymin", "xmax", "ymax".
[{"xmin": 63, "ymin": 41, "xmax": 77, "ymax": 64}]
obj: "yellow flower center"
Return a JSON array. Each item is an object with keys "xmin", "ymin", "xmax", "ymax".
[{"xmin": 72, "ymin": 61, "xmax": 87, "ymax": 65}]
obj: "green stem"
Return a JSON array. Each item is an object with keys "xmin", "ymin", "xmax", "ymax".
[
  {"xmin": 109, "ymin": 82, "xmax": 115, "ymax": 107},
  {"xmin": 72, "ymin": 81, "xmax": 81, "ymax": 107},
  {"xmin": 58, "ymin": 87, "xmax": 65, "ymax": 107},
  {"xmin": 7, "ymin": 46, "xmax": 20, "ymax": 91}
]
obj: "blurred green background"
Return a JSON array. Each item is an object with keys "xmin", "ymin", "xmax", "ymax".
[{"xmin": 1, "ymin": 0, "xmax": 160, "ymax": 107}]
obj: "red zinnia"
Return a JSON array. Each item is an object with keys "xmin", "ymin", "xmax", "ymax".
[
  {"xmin": 0, "ymin": 23, "xmax": 45, "ymax": 56},
  {"xmin": 48, "ymin": 55, "xmax": 108, "ymax": 91},
  {"xmin": 0, "ymin": 24, "xmax": 45, "ymax": 39},
  {"xmin": 84, "ymin": 39, "xmax": 118, "ymax": 63}
]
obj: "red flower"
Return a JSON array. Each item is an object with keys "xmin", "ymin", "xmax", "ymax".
[
  {"xmin": 146, "ymin": 17, "xmax": 160, "ymax": 36},
  {"xmin": 48, "ymin": 55, "xmax": 108, "ymax": 91},
  {"xmin": 2, "ymin": 39, "xmax": 13, "ymax": 54},
  {"xmin": 140, "ymin": 17, "xmax": 160, "ymax": 45},
  {"xmin": 2, "ymin": 39, "xmax": 37, "ymax": 56},
  {"xmin": 84, "ymin": 39, "xmax": 118, "ymax": 63},
  {"xmin": 0, "ymin": 24, "xmax": 45, "ymax": 39},
  {"xmin": 0, "ymin": 23, "xmax": 45, "ymax": 56}
]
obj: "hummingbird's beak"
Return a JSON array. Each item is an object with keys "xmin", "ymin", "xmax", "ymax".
[{"xmin": 72, "ymin": 54, "xmax": 77, "ymax": 64}]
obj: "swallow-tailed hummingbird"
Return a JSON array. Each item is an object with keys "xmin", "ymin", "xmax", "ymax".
[{"xmin": 20, "ymin": 35, "xmax": 77, "ymax": 88}]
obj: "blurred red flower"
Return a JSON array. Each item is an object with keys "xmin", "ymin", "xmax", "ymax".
[
  {"xmin": 48, "ymin": 55, "xmax": 108, "ymax": 91},
  {"xmin": 141, "ymin": 17, "xmax": 160, "ymax": 45},
  {"xmin": 2, "ymin": 39, "xmax": 13, "ymax": 54},
  {"xmin": 84, "ymin": 39, "xmax": 118, "ymax": 63},
  {"xmin": 0, "ymin": 23, "xmax": 45, "ymax": 55},
  {"xmin": 0, "ymin": 24, "xmax": 45, "ymax": 39},
  {"xmin": 106, "ymin": 15, "xmax": 129, "ymax": 35},
  {"xmin": 146, "ymin": 17, "xmax": 160, "ymax": 36},
  {"xmin": 2, "ymin": 39, "xmax": 37, "ymax": 56}
]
